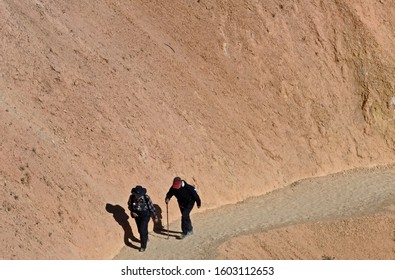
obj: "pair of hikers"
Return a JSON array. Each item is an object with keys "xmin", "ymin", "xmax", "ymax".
[{"xmin": 127, "ymin": 177, "xmax": 201, "ymax": 252}]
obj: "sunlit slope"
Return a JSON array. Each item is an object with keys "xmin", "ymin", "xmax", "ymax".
[{"xmin": 0, "ymin": 0, "xmax": 394, "ymax": 259}]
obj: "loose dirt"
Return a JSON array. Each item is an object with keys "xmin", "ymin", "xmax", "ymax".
[{"xmin": 115, "ymin": 165, "xmax": 395, "ymax": 259}]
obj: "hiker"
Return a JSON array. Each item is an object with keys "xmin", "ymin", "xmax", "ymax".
[
  {"xmin": 128, "ymin": 185, "xmax": 158, "ymax": 252},
  {"xmin": 165, "ymin": 177, "xmax": 201, "ymax": 239}
]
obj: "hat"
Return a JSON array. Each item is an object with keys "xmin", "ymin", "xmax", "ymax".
[
  {"xmin": 131, "ymin": 185, "xmax": 146, "ymax": 196},
  {"xmin": 172, "ymin": 177, "xmax": 182, "ymax": 189}
]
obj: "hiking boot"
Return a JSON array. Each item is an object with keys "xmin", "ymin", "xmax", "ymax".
[
  {"xmin": 179, "ymin": 233, "xmax": 187, "ymax": 239},
  {"xmin": 179, "ymin": 231, "xmax": 193, "ymax": 239},
  {"xmin": 139, "ymin": 247, "xmax": 146, "ymax": 252}
]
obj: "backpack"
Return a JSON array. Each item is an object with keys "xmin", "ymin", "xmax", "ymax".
[{"xmin": 129, "ymin": 195, "xmax": 148, "ymax": 212}]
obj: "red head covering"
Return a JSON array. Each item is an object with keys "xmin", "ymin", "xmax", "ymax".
[{"xmin": 172, "ymin": 177, "xmax": 182, "ymax": 189}]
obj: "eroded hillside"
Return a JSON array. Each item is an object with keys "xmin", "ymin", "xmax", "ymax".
[{"xmin": 1, "ymin": 0, "xmax": 394, "ymax": 259}]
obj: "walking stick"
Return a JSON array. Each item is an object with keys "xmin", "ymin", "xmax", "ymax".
[{"xmin": 166, "ymin": 202, "xmax": 169, "ymax": 239}]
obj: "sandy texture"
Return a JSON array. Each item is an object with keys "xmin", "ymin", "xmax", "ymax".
[
  {"xmin": 216, "ymin": 209, "xmax": 395, "ymax": 260},
  {"xmin": 115, "ymin": 165, "xmax": 395, "ymax": 259},
  {"xmin": 1, "ymin": 0, "xmax": 395, "ymax": 259}
]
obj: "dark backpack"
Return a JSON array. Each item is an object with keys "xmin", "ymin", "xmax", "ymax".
[{"xmin": 129, "ymin": 195, "xmax": 148, "ymax": 212}]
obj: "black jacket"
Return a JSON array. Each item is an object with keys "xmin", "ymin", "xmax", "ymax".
[{"xmin": 166, "ymin": 181, "xmax": 201, "ymax": 208}]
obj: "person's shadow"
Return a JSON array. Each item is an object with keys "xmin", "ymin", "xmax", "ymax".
[
  {"xmin": 153, "ymin": 204, "xmax": 181, "ymax": 238},
  {"xmin": 105, "ymin": 203, "xmax": 139, "ymax": 249}
]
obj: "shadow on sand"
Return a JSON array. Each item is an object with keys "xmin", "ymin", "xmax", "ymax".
[
  {"xmin": 152, "ymin": 204, "xmax": 182, "ymax": 239},
  {"xmin": 105, "ymin": 203, "xmax": 140, "ymax": 249}
]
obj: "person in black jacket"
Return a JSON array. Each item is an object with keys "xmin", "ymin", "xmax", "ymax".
[
  {"xmin": 128, "ymin": 185, "xmax": 158, "ymax": 252},
  {"xmin": 165, "ymin": 177, "xmax": 201, "ymax": 239}
]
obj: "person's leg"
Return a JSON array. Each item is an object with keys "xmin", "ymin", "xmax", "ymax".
[
  {"xmin": 139, "ymin": 212, "xmax": 150, "ymax": 249},
  {"xmin": 181, "ymin": 204, "xmax": 194, "ymax": 235},
  {"xmin": 179, "ymin": 206, "xmax": 187, "ymax": 235},
  {"xmin": 134, "ymin": 216, "xmax": 142, "ymax": 237}
]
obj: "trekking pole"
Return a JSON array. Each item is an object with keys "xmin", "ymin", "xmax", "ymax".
[{"xmin": 166, "ymin": 203, "xmax": 169, "ymax": 239}]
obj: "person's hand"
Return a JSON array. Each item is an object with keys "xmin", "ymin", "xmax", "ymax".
[
  {"xmin": 154, "ymin": 217, "xmax": 159, "ymax": 223},
  {"xmin": 165, "ymin": 198, "xmax": 170, "ymax": 204},
  {"xmin": 131, "ymin": 212, "xmax": 138, "ymax": 218},
  {"xmin": 197, "ymin": 205, "xmax": 201, "ymax": 209}
]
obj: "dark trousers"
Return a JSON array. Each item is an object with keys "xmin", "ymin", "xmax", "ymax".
[
  {"xmin": 134, "ymin": 211, "xmax": 150, "ymax": 248},
  {"xmin": 179, "ymin": 203, "xmax": 194, "ymax": 234}
]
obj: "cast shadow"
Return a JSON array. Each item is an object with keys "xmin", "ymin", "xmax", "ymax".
[
  {"xmin": 153, "ymin": 204, "xmax": 182, "ymax": 238},
  {"xmin": 105, "ymin": 203, "xmax": 139, "ymax": 249}
]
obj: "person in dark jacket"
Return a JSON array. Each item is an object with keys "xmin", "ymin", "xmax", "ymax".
[
  {"xmin": 128, "ymin": 185, "xmax": 158, "ymax": 252},
  {"xmin": 165, "ymin": 177, "xmax": 201, "ymax": 239}
]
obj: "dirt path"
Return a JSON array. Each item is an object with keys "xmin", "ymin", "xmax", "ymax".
[{"xmin": 114, "ymin": 165, "xmax": 395, "ymax": 260}]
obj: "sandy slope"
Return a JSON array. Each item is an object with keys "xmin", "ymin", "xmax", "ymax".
[
  {"xmin": 115, "ymin": 165, "xmax": 395, "ymax": 259},
  {"xmin": 216, "ymin": 208, "xmax": 395, "ymax": 260},
  {"xmin": 1, "ymin": 0, "xmax": 395, "ymax": 259}
]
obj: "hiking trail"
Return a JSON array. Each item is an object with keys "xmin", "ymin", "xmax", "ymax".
[{"xmin": 114, "ymin": 165, "xmax": 395, "ymax": 259}]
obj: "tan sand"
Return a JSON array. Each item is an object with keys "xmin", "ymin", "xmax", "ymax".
[
  {"xmin": 115, "ymin": 164, "xmax": 395, "ymax": 259},
  {"xmin": 215, "ymin": 208, "xmax": 395, "ymax": 260},
  {"xmin": 1, "ymin": 0, "xmax": 395, "ymax": 259}
]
